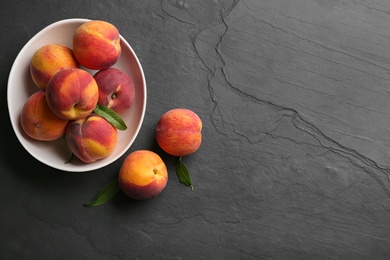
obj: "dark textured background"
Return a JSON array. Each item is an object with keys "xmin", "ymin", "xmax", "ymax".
[{"xmin": 2, "ymin": 0, "xmax": 390, "ymax": 259}]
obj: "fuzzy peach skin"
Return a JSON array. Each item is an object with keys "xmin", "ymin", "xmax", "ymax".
[
  {"xmin": 45, "ymin": 68, "xmax": 98, "ymax": 120},
  {"xmin": 72, "ymin": 20, "xmax": 121, "ymax": 70},
  {"xmin": 156, "ymin": 108, "xmax": 202, "ymax": 157},
  {"xmin": 118, "ymin": 150, "xmax": 168, "ymax": 200},
  {"xmin": 30, "ymin": 44, "xmax": 79, "ymax": 90},
  {"xmin": 66, "ymin": 114, "xmax": 118, "ymax": 163},
  {"xmin": 20, "ymin": 91, "xmax": 69, "ymax": 141},
  {"xmin": 93, "ymin": 68, "xmax": 135, "ymax": 114}
]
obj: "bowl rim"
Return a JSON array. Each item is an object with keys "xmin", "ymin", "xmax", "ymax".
[{"xmin": 7, "ymin": 18, "xmax": 147, "ymax": 172}]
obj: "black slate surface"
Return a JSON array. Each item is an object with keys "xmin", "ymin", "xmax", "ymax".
[{"xmin": 2, "ymin": 0, "xmax": 390, "ymax": 259}]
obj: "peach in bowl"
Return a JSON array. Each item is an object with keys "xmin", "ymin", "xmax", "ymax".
[{"xmin": 7, "ymin": 18, "xmax": 147, "ymax": 172}]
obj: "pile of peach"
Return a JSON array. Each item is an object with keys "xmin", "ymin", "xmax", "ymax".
[
  {"xmin": 19, "ymin": 19, "xmax": 204, "ymax": 203},
  {"xmin": 20, "ymin": 20, "xmax": 135, "ymax": 163}
]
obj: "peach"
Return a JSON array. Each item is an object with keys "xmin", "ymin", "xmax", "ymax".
[
  {"xmin": 46, "ymin": 68, "xmax": 98, "ymax": 120},
  {"xmin": 20, "ymin": 91, "xmax": 69, "ymax": 141},
  {"xmin": 30, "ymin": 44, "xmax": 79, "ymax": 90},
  {"xmin": 93, "ymin": 68, "xmax": 135, "ymax": 114},
  {"xmin": 66, "ymin": 114, "xmax": 118, "ymax": 163},
  {"xmin": 72, "ymin": 20, "xmax": 121, "ymax": 70},
  {"xmin": 118, "ymin": 150, "xmax": 168, "ymax": 200},
  {"xmin": 156, "ymin": 108, "xmax": 202, "ymax": 157}
]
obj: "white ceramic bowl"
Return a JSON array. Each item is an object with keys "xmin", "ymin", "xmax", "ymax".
[{"xmin": 7, "ymin": 18, "xmax": 147, "ymax": 172}]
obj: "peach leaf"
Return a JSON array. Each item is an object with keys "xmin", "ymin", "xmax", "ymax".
[
  {"xmin": 84, "ymin": 178, "xmax": 120, "ymax": 207},
  {"xmin": 176, "ymin": 157, "xmax": 194, "ymax": 191},
  {"xmin": 94, "ymin": 105, "xmax": 127, "ymax": 130}
]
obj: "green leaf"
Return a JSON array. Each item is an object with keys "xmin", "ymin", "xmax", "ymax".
[
  {"xmin": 64, "ymin": 152, "xmax": 74, "ymax": 164},
  {"xmin": 176, "ymin": 157, "xmax": 194, "ymax": 191},
  {"xmin": 94, "ymin": 105, "xmax": 127, "ymax": 130},
  {"xmin": 84, "ymin": 178, "xmax": 120, "ymax": 207},
  {"xmin": 62, "ymin": 135, "xmax": 74, "ymax": 164}
]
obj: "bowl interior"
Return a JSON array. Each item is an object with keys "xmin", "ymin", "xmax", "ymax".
[{"xmin": 7, "ymin": 18, "xmax": 146, "ymax": 172}]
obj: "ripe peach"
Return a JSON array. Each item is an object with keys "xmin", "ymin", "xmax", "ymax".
[
  {"xmin": 46, "ymin": 68, "xmax": 98, "ymax": 120},
  {"xmin": 30, "ymin": 44, "xmax": 79, "ymax": 90},
  {"xmin": 66, "ymin": 114, "xmax": 118, "ymax": 163},
  {"xmin": 156, "ymin": 108, "xmax": 202, "ymax": 157},
  {"xmin": 20, "ymin": 91, "xmax": 69, "ymax": 141},
  {"xmin": 93, "ymin": 68, "xmax": 135, "ymax": 114},
  {"xmin": 118, "ymin": 150, "xmax": 168, "ymax": 200},
  {"xmin": 72, "ymin": 20, "xmax": 121, "ymax": 70}
]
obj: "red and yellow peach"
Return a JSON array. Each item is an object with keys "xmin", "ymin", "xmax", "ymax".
[
  {"xmin": 118, "ymin": 150, "xmax": 168, "ymax": 200},
  {"xmin": 20, "ymin": 91, "xmax": 69, "ymax": 141},
  {"xmin": 45, "ymin": 68, "xmax": 98, "ymax": 120},
  {"xmin": 156, "ymin": 108, "xmax": 202, "ymax": 157},
  {"xmin": 30, "ymin": 44, "xmax": 79, "ymax": 90},
  {"xmin": 72, "ymin": 20, "xmax": 121, "ymax": 70},
  {"xmin": 93, "ymin": 68, "xmax": 135, "ymax": 114},
  {"xmin": 66, "ymin": 114, "xmax": 118, "ymax": 163}
]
